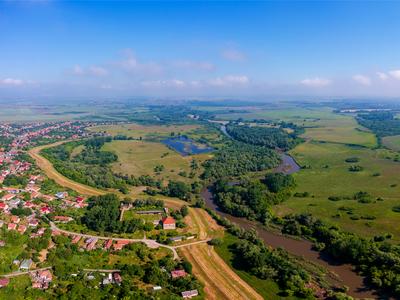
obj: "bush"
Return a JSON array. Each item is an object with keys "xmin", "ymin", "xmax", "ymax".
[
  {"xmin": 349, "ymin": 165, "xmax": 363, "ymax": 172},
  {"xmin": 345, "ymin": 157, "xmax": 360, "ymax": 163}
]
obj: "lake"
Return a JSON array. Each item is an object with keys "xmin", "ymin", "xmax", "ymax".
[{"xmin": 162, "ymin": 136, "xmax": 214, "ymax": 156}]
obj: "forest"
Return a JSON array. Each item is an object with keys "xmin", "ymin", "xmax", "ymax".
[
  {"xmin": 201, "ymin": 142, "xmax": 280, "ymax": 180},
  {"xmin": 356, "ymin": 111, "xmax": 400, "ymax": 137},
  {"xmin": 225, "ymin": 124, "xmax": 300, "ymax": 150},
  {"xmin": 212, "ymin": 173, "xmax": 294, "ymax": 224}
]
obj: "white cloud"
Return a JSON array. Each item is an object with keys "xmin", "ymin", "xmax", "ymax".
[
  {"xmin": 389, "ymin": 70, "xmax": 400, "ymax": 80},
  {"xmin": 118, "ymin": 49, "xmax": 163, "ymax": 75},
  {"xmin": 172, "ymin": 60, "xmax": 215, "ymax": 71},
  {"xmin": 141, "ymin": 79, "xmax": 186, "ymax": 88},
  {"xmin": 1, "ymin": 78, "xmax": 24, "ymax": 86},
  {"xmin": 208, "ymin": 75, "xmax": 249, "ymax": 87},
  {"xmin": 72, "ymin": 65, "xmax": 108, "ymax": 77},
  {"xmin": 353, "ymin": 74, "xmax": 371, "ymax": 86},
  {"xmin": 300, "ymin": 77, "xmax": 331, "ymax": 87},
  {"xmin": 89, "ymin": 66, "xmax": 108, "ymax": 76},
  {"xmin": 376, "ymin": 72, "xmax": 389, "ymax": 81},
  {"xmin": 221, "ymin": 49, "xmax": 246, "ymax": 61}
]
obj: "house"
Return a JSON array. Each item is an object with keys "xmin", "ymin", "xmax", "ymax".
[
  {"xmin": 171, "ymin": 270, "xmax": 187, "ymax": 279},
  {"xmin": 0, "ymin": 278, "xmax": 9, "ymax": 288},
  {"xmin": 8, "ymin": 198, "xmax": 21, "ymax": 208},
  {"xmin": 0, "ymin": 220, "xmax": 3, "ymax": 228},
  {"xmin": 181, "ymin": 290, "xmax": 199, "ymax": 299},
  {"xmin": 20, "ymin": 259, "xmax": 33, "ymax": 270},
  {"xmin": 24, "ymin": 201, "xmax": 34, "ymax": 208},
  {"xmin": 0, "ymin": 202, "xmax": 7, "ymax": 210},
  {"xmin": 71, "ymin": 236, "xmax": 81, "ymax": 244},
  {"xmin": 113, "ymin": 272, "xmax": 122, "ymax": 285},
  {"xmin": 11, "ymin": 215, "xmax": 20, "ymax": 223},
  {"xmin": 104, "ymin": 239, "xmax": 113, "ymax": 250},
  {"xmin": 170, "ymin": 236, "xmax": 184, "ymax": 243},
  {"xmin": 2, "ymin": 193, "xmax": 15, "ymax": 201},
  {"xmin": 162, "ymin": 217, "xmax": 176, "ymax": 230},
  {"xmin": 152, "ymin": 286, "xmax": 162, "ymax": 292},
  {"xmin": 18, "ymin": 225, "xmax": 27, "ymax": 234},
  {"xmin": 31, "ymin": 269, "xmax": 53, "ymax": 289},
  {"xmin": 113, "ymin": 240, "xmax": 130, "ymax": 251},
  {"xmin": 55, "ymin": 192, "xmax": 68, "ymax": 199},
  {"xmin": 28, "ymin": 219, "xmax": 39, "ymax": 227},
  {"xmin": 30, "ymin": 192, "xmax": 40, "ymax": 199},
  {"xmin": 102, "ymin": 274, "xmax": 113, "ymax": 285},
  {"xmin": 0, "ymin": 240, "xmax": 5, "ymax": 247},
  {"xmin": 53, "ymin": 216, "xmax": 73, "ymax": 223},
  {"xmin": 40, "ymin": 206, "xmax": 51, "ymax": 214},
  {"xmin": 8, "ymin": 223, "xmax": 17, "ymax": 230},
  {"xmin": 42, "ymin": 195, "xmax": 55, "ymax": 202}
]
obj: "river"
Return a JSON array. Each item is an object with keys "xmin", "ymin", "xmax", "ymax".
[{"xmin": 204, "ymin": 125, "xmax": 381, "ymax": 299}]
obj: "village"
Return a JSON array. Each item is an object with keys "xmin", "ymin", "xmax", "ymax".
[{"xmin": 0, "ymin": 121, "xmax": 201, "ymax": 299}]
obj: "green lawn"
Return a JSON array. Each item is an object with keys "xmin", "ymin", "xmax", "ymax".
[
  {"xmin": 274, "ymin": 141, "xmax": 400, "ymax": 241},
  {"xmin": 215, "ymin": 233, "xmax": 296, "ymax": 300}
]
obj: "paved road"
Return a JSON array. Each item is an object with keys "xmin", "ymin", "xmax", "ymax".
[
  {"xmin": 0, "ymin": 267, "xmax": 52, "ymax": 278},
  {"xmin": 51, "ymin": 222, "xmax": 209, "ymax": 260}
]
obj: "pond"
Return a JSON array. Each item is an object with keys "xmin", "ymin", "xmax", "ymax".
[{"xmin": 162, "ymin": 136, "xmax": 214, "ymax": 156}]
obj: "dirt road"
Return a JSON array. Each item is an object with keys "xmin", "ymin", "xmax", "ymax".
[
  {"xmin": 28, "ymin": 141, "xmax": 105, "ymax": 196},
  {"xmin": 28, "ymin": 141, "xmax": 263, "ymax": 300}
]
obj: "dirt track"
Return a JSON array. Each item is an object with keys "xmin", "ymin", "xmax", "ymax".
[
  {"xmin": 28, "ymin": 141, "xmax": 263, "ymax": 300},
  {"xmin": 28, "ymin": 141, "xmax": 105, "ymax": 196}
]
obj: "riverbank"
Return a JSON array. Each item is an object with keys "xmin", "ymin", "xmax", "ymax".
[{"xmin": 201, "ymin": 187, "xmax": 379, "ymax": 299}]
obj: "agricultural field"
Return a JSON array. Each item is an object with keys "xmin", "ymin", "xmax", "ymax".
[
  {"xmin": 274, "ymin": 141, "xmax": 400, "ymax": 240},
  {"xmin": 102, "ymin": 140, "xmax": 211, "ymax": 183}
]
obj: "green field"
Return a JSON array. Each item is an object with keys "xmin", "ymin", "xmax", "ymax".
[
  {"xmin": 382, "ymin": 135, "xmax": 400, "ymax": 151},
  {"xmin": 274, "ymin": 141, "xmax": 400, "ymax": 240},
  {"xmin": 102, "ymin": 140, "xmax": 211, "ymax": 183},
  {"xmin": 89, "ymin": 123, "xmax": 200, "ymax": 139}
]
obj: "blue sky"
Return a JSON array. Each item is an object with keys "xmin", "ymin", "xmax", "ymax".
[{"xmin": 1, "ymin": 1, "xmax": 400, "ymax": 100}]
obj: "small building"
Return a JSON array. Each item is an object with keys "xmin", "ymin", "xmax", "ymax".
[
  {"xmin": 0, "ymin": 240, "xmax": 5, "ymax": 247},
  {"xmin": 71, "ymin": 236, "xmax": 81, "ymax": 244},
  {"xmin": 104, "ymin": 239, "xmax": 113, "ymax": 250},
  {"xmin": 171, "ymin": 270, "xmax": 187, "ymax": 279},
  {"xmin": 152, "ymin": 286, "xmax": 162, "ymax": 292},
  {"xmin": 10, "ymin": 215, "xmax": 20, "ymax": 224},
  {"xmin": 17, "ymin": 225, "xmax": 27, "ymax": 234},
  {"xmin": 2, "ymin": 194, "xmax": 15, "ymax": 201},
  {"xmin": 113, "ymin": 272, "xmax": 122, "ymax": 285},
  {"xmin": 7, "ymin": 223, "xmax": 17, "ymax": 230},
  {"xmin": 0, "ymin": 202, "xmax": 7, "ymax": 210},
  {"xmin": 0, "ymin": 220, "xmax": 4, "ymax": 228},
  {"xmin": 181, "ymin": 290, "xmax": 199, "ymax": 298},
  {"xmin": 170, "ymin": 236, "xmax": 184, "ymax": 243},
  {"xmin": 113, "ymin": 240, "xmax": 130, "ymax": 251},
  {"xmin": 28, "ymin": 219, "xmax": 39, "ymax": 227},
  {"xmin": 162, "ymin": 217, "xmax": 176, "ymax": 230},
  {"xmin": 0, "ymin": 278, "xmax": 9, "ymax": 288},
  {"xmin": 55, "ymin": 192, "xmax": 68, "ymax": 199},
  {"xmin": 53, "ymin": 216, "xmax": 73, "ymax": 223},
  {"xmin": 20, "ymin": 259, "xmax": 33, "ymax": 270},
  {"xmin": 40, "ymin": 206, "xmax": 51, "ymax": 214}
]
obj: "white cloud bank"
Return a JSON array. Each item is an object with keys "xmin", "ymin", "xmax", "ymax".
[
  {"xmin": 389, "ymin": 70, "xmax": 400, "ymax": 80},
  {"xmin": 300, "ymin": 77, "xmax": 331, "ymax": 87},
  {"xmin": 208, "ymin": 75, "xmax": 249, "ymax": 87},
  {"xmin": 0, "ymin": 78, "xmax": 24, "ymax": 86}
]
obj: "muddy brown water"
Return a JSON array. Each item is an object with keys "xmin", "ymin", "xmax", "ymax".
[{"xmin": 202, "ymin": 188, "xmax": 383, "ymax": 299}]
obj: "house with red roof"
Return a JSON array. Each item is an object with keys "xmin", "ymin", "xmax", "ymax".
[
  {"xmin": 18, "ymin": 225, "xmax": 27, "ymax": 234},
  {"xmin": 0, "ymin": 278, "xmax": 9, "ymax": 288},
  {"xmin": 113, "ymin": 240, "xmax": 130, "ymax": 251},
  {"xmin": 71, "ymin": 236, "xmax": 81, "ymax": 244},
  {"xmin": 171, "ymin": 270, "xmax": 187, "ymax": 279},
  {"xmin": 2, "ymin": 193, "xmax": 15, "ymax": 201},
  {"xmin": 53, "ymin": 216, "xmax": 73, "ymax": 223},
  {"xmin": 0, "ymin": 202, "xmax": 7, "ymax": 210},
  {"xmin": 104, "ymin": 239, "xmax": 113, "ymax": 250},
  {"xmin": 162, "ymin": 217, "xmax": 176, "ymax": 230},
  {"xmin": 11, "ymin": 215, "xmax": 20, "ymax": 223},
  {"xmin": 40, "ymin": 206, "xmax": 51, "ymax": 214},
  {"xmin": 8, "ymin": 223, "xmax": 17, "ymax": 230}
]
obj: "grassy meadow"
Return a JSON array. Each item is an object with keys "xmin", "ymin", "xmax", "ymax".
[
  {"xmin": 382, "ymin": 135, "xmax": 400, "ymax": 151},
  {"xmin": 102, "ymin": 140, "xmax": 211, "ymax": 183},
  {"xmin": 89, "ymin": 123, "xmax": 199, "ymax": 140},
  {"xmin": 273, "ymin": 141, "xmax": 400, "ymax": 240}
]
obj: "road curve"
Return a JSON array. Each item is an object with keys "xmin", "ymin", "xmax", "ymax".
[{"xmin": 28, "ymin": 141, "xmax": 105, "ymax": 196}]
